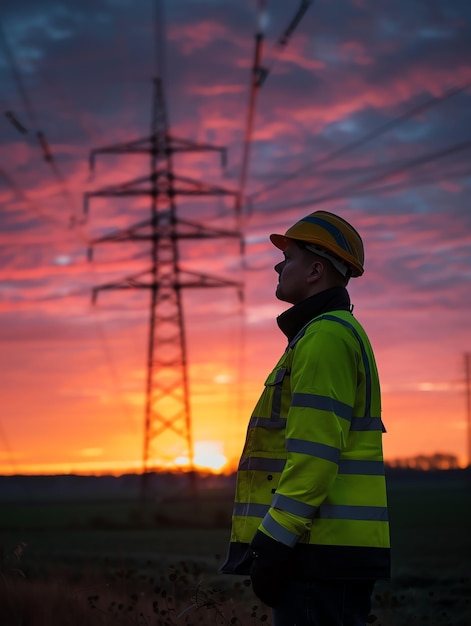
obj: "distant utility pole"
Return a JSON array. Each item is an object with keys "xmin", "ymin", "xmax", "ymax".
[
  {"xmin": 465, "ymin": 352, "xmax": 471, "ymax": 469},
  {"xmin": 84, "ymin": 78, "xmax": 243, "ymax": 497}
]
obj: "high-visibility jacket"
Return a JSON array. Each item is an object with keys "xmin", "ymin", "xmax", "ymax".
[{"xmin": 222, "ymin": 308, "xmax": 390, "ymax": 580}]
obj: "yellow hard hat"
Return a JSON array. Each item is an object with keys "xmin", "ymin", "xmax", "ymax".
[{"xmin": 270, "ymin": 210, "xmax": 364, "ymax": 278}]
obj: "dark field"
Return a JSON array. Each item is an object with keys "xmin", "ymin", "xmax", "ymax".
[{"xmin": 0, "ymin": 470, "xmax": 470, "ymax": 625}]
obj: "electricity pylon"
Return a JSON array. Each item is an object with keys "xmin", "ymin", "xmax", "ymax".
[{"xmin": 84, "ymin": 78, "xmax": 243, "ymax": 497}]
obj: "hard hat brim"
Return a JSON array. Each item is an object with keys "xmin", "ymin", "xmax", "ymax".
[{"xmin": 270, "ymin": 233, "xmax": 289, "ymax": 250}]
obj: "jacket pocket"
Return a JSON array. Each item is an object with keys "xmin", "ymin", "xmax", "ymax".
[{"xmin": 264, "ymin": 366, "xmax": 289, "ymax": 423}]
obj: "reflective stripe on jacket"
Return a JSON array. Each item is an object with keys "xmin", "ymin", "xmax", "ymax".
[{"xmin": 221, "ymin": 310, "xmax": 391, "ymax": 579}]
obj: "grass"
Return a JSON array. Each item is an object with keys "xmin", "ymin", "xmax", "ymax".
[
  {"xmin": 1, "ymin": 548, "xmax": 265, "ymax": 625},
  {"xmin": 0, "ymin": 470, "xmax": 470, "ymax": 625}
]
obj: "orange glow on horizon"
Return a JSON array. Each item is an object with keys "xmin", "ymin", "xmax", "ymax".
[
  {"xmin": 0, "ymin": 341, "xmax": 469, "ymax": 476},
  {"xmin": 0, "ymin": 447, "xmax": 238, "ymax": 477}
]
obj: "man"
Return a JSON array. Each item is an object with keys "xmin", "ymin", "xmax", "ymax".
[{"xmin": 221, "ymin": 211, "xmax": 390, "ymax": 626}]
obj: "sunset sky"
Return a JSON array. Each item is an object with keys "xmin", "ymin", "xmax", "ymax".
[{"xmin": 1, "ymin": 0, "xmax": 470, "ymax": 475}]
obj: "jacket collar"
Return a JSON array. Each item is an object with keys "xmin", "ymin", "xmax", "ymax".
[{"xmin": 276, "ymin": 286, "xmax": 351, "ymax": 342}]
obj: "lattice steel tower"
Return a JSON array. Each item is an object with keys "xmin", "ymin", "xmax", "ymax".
[{"xmin": 85, "ymin": 78, "xmax": 242, "ymax": 495}]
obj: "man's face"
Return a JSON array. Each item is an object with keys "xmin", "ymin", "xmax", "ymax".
[{"xmin": 274, "ymin": 241, "xmax": 314, "ymax": 304}]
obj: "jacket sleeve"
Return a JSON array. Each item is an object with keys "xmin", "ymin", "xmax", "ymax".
[{"xmin": 258, "ymin": 319, "xmax": 359, "ymax": 546}]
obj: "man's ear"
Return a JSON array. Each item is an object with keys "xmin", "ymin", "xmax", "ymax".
[{"xmin": 307, "ymin": 260, "xmax": 323, "ymax": 283}]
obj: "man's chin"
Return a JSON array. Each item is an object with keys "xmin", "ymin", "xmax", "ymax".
[{"xmin": 275, "ymin": 289, "xmax": 290, "ymax": 303}]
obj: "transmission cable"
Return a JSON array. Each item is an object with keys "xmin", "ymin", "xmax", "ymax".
[
  {"xmin": 309, "ymin": 163, "xmax": 471, "ymax": 202},
  {"xmin": 0, "ymin": 174, "xmax": 140, "ymax": 445},
  {"xmin": 259, "ymin": 0, "xmax": 314, "ymax": 84},
  {"xmin": 0, "ymin": 168, "xmax": 90, "ymax": 247},
  {"xmin": 238, "ymin": 0, "xmax": 314, "ymax": 209},
  {"xmin": 257, "ymin": 138, "xmax": 471, "ymax": 213},
  {"xmin": 0, "ymin": 22, "xmax": 38, "ymax": 128},
  {"xmin": 238, "ymin": 0, "xmax": 313, "ymax": 268},
  {"xmin": 283, "ymin": 143, "xmax": 471, "ymax": 193},
  {"xmin": 0, "ymin": 20, "xmax": 84, "ymax": 231},
  {"xmin": 237, "ymin": 0, "xmax": 268, "ymax": 253},
  {"xmin": 249, "ymin": 79, "xmax": 471, "ymax": 203}
]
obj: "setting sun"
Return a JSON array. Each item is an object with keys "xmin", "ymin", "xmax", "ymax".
[{"xmin": 174, "ymin": 441, "xmax": 228, "ymax": 473}]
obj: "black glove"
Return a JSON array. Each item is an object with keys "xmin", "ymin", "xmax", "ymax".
[{"xmin": 249, "ymin": 530, "xmax": 294, "ymax": 608}]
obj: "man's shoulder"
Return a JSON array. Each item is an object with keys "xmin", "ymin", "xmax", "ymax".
[
  {"xmin": 307, "ymin": 310, "xmax": 358, "ymax": 333},
  {"xmin": 295, "ymin": 310, "xmax": 368, "ymax": 347}
]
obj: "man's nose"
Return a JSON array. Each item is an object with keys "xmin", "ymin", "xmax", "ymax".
[{"xmin": 274, "ymin": 260, "xmax": 284, "ymax": 274}]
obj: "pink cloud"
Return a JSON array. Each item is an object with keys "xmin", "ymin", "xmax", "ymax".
[
  {"xmin": 338, "ymin": 40, "xmax": 374, "ymax": 65},
  {"xmin": 168, "ymin": 19, "xmax": 246, "ymax": 56}
]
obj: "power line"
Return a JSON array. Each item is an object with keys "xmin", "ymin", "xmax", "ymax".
[
  {"xmin": 248, "ymin": 79, "xmax": 471, "ymax": 203},
  {"xmin": 0, "ymin": 19, "xmax": 84, "ymax": 229},
  {"xmin": 253, "ymin": 143, "xmax": 470, "ymax": 192},
  {"xmin": 5, "ymin": 110, "xmax": 28, "ymax": 134},
  {"xmin": 0, "ymin": 167, "xmax": 90, "ymax": 244},
  {"xmin": 260, "ymin": 0, "xmax": 314, "ymax": 81},
  {"xmin": 0, "ymin": 173, "xmax": 142, "ymax": 445},
  {"xmin": 334, "ymin": 164, "xmax": 471, "ymax": 199},
  {"xmin": 0, "ymin": 22, "xmax": 38, "ymax": 128},
  {"xmin": 253, "ymin": 138, "xmax": 471, "ymax": 213},
  {"xmin": 277, "ymin": 0, "xmax": 314, "ymax": 48},
  {"xmin": 298, "ymin": 164, "xmax": 471, "ymax": 205},
  {"xmin": 237, "ymin": 0, "xmax": 313, "ymax": 262},
  {"xmin": 89, "ymin": 305, "xmax": 141, "ymax": 433},
  {"xmin": 237, "ymin": 0, "xmax": 267, "ymax": 230},
  {"xmin": 238, "ymin": 1, "xmax": 314, "ymax": 208}
]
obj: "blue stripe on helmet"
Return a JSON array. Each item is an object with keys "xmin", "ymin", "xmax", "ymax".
[{"xmin": 300, "ymin": 216, "xmax": 354, "ymax": 255}]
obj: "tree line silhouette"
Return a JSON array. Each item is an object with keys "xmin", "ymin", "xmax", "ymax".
[{"xmin": 386, "ymin": 452, "xmax": 460, "ymax": 471}]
